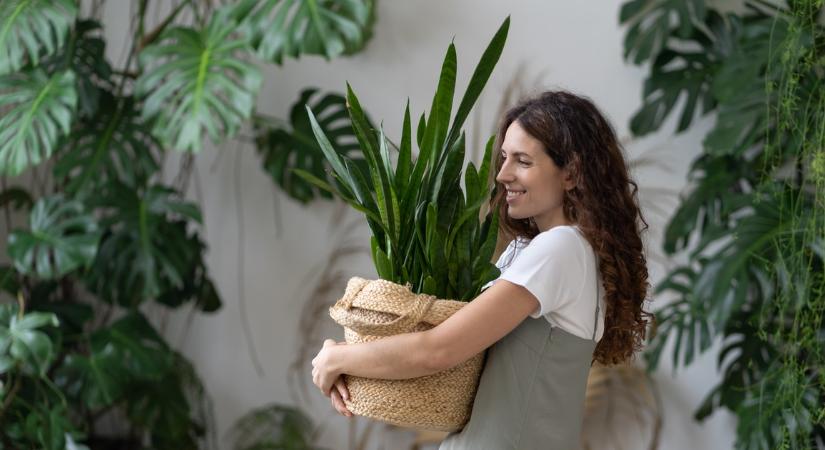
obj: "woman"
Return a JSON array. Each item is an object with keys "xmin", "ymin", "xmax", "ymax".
[{"xmin": 312, "ymin": 90, "xmax": 652, "ymax": 449}]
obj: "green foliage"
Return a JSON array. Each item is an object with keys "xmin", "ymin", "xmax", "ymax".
[
  {"xmin": 0, "ymin": 304, "xmax": 58, "ymax": 376},
  {"xmin": 232, "ymin": 0, "xmax": 375, "ymax": 64},
  {"xmin": 296, "ymin": 18, "xmax": 509, "ymax": 300},
  {"xmin": 0, "ymin": 69, "xmax": 77, "ymax": 176},
  {"xmin": 255, "ymin": 88, "xmax": 370, "ymax": 203},
  {"xmin": 0, "ymin": 0, "xmax": 376, "ymax": 448},
  {"xmin": 86, "ymin": 183, "xmax": 205, "ymax": 305},
  {"xmin": 0, "ymin": 0, "xmax": 78, "ymax": 75},
  {"xmin": 136, "ymin": 6, "xmax": 262, "ymax": 151},
  {"xmin": 53, "ymin": 93, "xmax": 162, "ymax": 195},
  {"xmin": 8, "ymin": 195, "xmax": 100, "ymax": 280},
  {"xmin": 622, "ymin": 0, "xmax": 825, "ymax": 448},
  {"xmin": 228, "ymin": 404, "xmax": 318, "ymax": 450}
]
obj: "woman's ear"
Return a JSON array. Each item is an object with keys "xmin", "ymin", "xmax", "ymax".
[{"xmin": 562, "ymin": 166, "xmax": 577, "ymax": 191}]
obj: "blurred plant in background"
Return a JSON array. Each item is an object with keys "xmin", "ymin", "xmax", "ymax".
[
  {"xmin": 620, "ymin": 0, "xmax": 825, "ymax": 448},
  {"xmin": 0, "ymin": 0, "xmax": 375, "ymax": 448}
]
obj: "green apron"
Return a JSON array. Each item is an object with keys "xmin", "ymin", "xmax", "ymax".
[{"xmin": 439, "ymin": 268, "xmax": 600, "ymax": 449}]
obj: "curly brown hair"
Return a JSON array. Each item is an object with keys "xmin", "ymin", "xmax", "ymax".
[{"xmin": 490, "ymin": 90, "xmax": 652, "ymax": 365}]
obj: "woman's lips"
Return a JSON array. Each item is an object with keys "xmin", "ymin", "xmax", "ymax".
[{"xmin": 506, "ymin": 190, "xmax": 525, "ymax": 203}]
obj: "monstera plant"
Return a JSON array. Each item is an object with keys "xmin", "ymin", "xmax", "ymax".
[
  {"xmin": 620, "ymin": 0, "xmax": 824, "ymax": 448},
  {"xmin": 0, "ymin": 0, "xmax": 375, "ymax": 448}
]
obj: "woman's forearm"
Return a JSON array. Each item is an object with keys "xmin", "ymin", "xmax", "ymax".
[{"xmin": 332, "ymin": 330, "xmax": 443, "ymax": 380}]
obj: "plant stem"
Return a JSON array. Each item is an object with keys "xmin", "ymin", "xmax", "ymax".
[{"xmin": 137, "ymin": 0, "xmax": 190, "ymax": 52}]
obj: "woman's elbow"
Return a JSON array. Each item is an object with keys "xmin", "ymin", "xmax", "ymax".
[{"xmin": 417, "ymin": 330, "xmax": 457, "ymax": 374}]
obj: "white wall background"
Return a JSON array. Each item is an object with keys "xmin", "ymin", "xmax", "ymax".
[{"xmin": 93, "ymin": 1, "xmax": 739, "ymax": 449}]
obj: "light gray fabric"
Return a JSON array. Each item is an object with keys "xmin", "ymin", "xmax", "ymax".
[
  {"xmin": 438, "ymin": 321, "xmax": 596, "ymax": 450},
  {"xmin": 439, "ymin": 259, "xmax": 600, "ymax": 450}
]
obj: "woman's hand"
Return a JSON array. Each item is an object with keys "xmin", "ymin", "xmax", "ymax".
[{"xmin": 312, "ymin": 339, "xmax": 352, "ymax": 417}]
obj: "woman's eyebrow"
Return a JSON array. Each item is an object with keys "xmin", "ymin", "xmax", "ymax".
[{"xmin": 501, "ymin": 149, "xmax": 531, "ymax": 158}]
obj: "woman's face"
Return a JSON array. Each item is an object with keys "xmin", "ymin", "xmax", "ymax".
[{"xmin": 495, "ymin": 120, "xmax": 574, "ymax": 232}]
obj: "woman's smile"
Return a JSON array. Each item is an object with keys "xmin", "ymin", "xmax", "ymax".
[{"xmin": 506, "ymin": 189, "xmax": 526, "ymax": 203}]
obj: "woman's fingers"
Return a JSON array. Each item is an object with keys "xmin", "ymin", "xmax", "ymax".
[
  {"xmin": 331, "ymin": 389, "xmax": 352, "ymax": 417},
  {"xmin": 334, "ymin": 378, "xmax": 350, "ymax": 403}
]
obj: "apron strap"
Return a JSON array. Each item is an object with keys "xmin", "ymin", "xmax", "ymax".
[{"xmin": 592, "ymin": 254, "xmax": 600, "ymax": 342}]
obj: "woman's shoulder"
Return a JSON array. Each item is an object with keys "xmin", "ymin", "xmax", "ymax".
[{"xmin": 528, "ymin": 225, "xmax": 589, "ymax": 255}]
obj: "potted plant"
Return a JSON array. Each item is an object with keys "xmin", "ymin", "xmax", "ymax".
[{"xmin": 295, "ymin": 18, "xmax": 510, "ymax": 431}]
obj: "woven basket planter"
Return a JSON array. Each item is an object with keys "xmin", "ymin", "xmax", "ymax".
[{"xmin": 328, "ymin": 277, "xmax": 485, "ymax": 432}]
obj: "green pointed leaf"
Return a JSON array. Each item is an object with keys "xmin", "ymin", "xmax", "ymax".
[
  {"xmin": 446, "ymin": 17, "xmax": 509, "ymax": 145},
  {"xmin": 255, "ymin": 89, "xmax": 369, "ymax": 204}
]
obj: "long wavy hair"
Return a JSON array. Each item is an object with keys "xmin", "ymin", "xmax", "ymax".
[{"xmin": 490, "ymin": 90, "xmax": 652, "ymax": 365}]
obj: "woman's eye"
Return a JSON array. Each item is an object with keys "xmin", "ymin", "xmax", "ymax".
[{"xmin": 518, "ymin": 160, "xmax": 530, "ymax": 166}]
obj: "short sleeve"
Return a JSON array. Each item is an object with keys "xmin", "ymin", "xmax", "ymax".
[
  {"xmin": 480, "ymin": 240, "xmax": 517, "ymax": 292},
  {"xmin": 498, "ymin": 228, "xmax": 586, "ymax": 318}
]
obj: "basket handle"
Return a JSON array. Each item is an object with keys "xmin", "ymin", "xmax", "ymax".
[{"xmin": 330, "ymin": 280, "xmax": 436, "ymax": 336}]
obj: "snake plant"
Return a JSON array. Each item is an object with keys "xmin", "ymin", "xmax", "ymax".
[{"xmin": 296, "ymin": 18, "xmax": 510, "ymax": 301}]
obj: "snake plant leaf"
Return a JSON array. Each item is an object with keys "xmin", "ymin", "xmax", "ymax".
[
  {"xmin": 422, "ymin": 42, "xmax": 457, "ymax": 171},
  {"xmin": 307, "ymin": 19, "xmax": 507, "ymax": 298},
  {"xmin": 231, "ymin": 0, "xmax": 375, "ymax": 64},
  {"xmin": 8, "ymin": 195, "xmax": 100, "ymax": 279},
  {"xmin": 446, "ymin": 16, "xmax": 509, "ymax": 146},
  {"xmin": 254, "ymin": 89, "xmax": 368, "ymax": 204},
  {"xmin": 54, "ymin": 93, "xmax": 162, "ymax": 195},
  {"xmin": 136, "ymin": 8, "xmax": 261, "ymax": 152},
  {"xmin": 0, "ymin": 69, "xmax": 77, "ymax": 176},
  {"xmin": 39, "ymin": 19, "xmax": 113, "ymax": 118},
  {"xmin": 86, "ymin": 183, "xmax": 204, "ymax": 305},
  {"xmin": 0, "ymin": 0, "xmax": 77, "ymax": 75},
  {"xmin": 620, "ymin": 0, "xmax": 706, "ymax": 65},
  {"xmin": 0, "ymin": 305, "xmax": 58, "ymax": 376},
  {"xmin": 228, "ymin": 404, "xmax": 316, "ymax": 450},
  {"xmin": 396, "ymin": 101, "xmax": 412, "ymax": 194}
]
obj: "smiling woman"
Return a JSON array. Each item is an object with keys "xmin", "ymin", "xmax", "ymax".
[{"xmin": 312, "ymin": 90, "xmax": 652, "ymax": 450}]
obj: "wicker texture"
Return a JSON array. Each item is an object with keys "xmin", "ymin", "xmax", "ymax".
[{"xmin": 329, "ymin": 277, "xmax": 485, "ymax": 431}]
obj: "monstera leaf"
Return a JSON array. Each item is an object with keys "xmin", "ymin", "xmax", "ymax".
[
  {"xmin": 0, "ymin": 304, "xmax": 59, "ymax": 376},
  {"xmin": 228, "ymin": 404, "xmax": 317, "ymax": 450},
  {"xmin": 54, "ymin": 93, "xmax": 162, "ymax": 195},
  {"xmin": 8, "ymin": 195, "xmax": 100, "ymax": 279},
  {"xmin": 255, "ymin": 89, "xmax": 369, "ymax": 203},
  {"xmin": 232, "ymin": 0, "xmax": 375, "ymax": 64},
  {"xmin": 628, "ymin": 10, "xmax": 734, "ymax": 136},
  {"xmin": 86, "ymin": 183, "xmax": 204, "ymax": 305},
  {"xmin": 135, "ymin": 7, "xmax": 261, "ymax": 152},
  {"xmin": 39, "ymin": 19, "xmax": 113, "ymax": 118},
  {"xmin": 0, "ymin": 69, "xmax": 77, "ymax": 176},
  {"xmin": 0, "ymin": 0, "xmax": 78, "ymax": 74},
  {"xmin": 59, "ymin": 313, "xmax": 173, "ymax": 409},
  {"xmin": 126, "ymin": 352, "xmax": 210, "ymax": 449},
  {"xmin": 620, "ymin": 0, "xmax": 706, "ymax": 65}
]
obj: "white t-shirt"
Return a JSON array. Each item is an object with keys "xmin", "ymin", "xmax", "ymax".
[{"xmin": 482, "ymin": 225, "xmax": 605, "ymax": 341}]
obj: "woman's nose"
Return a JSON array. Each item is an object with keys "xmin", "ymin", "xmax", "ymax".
[{"xmin": 496, "ymin": 162, "xmax": 514, "ymax": 184}]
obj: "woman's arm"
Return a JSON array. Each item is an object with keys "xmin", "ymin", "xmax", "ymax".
[{"xmin": 312, "ymin": 280, "xmax": 539, "ymax": 393}]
